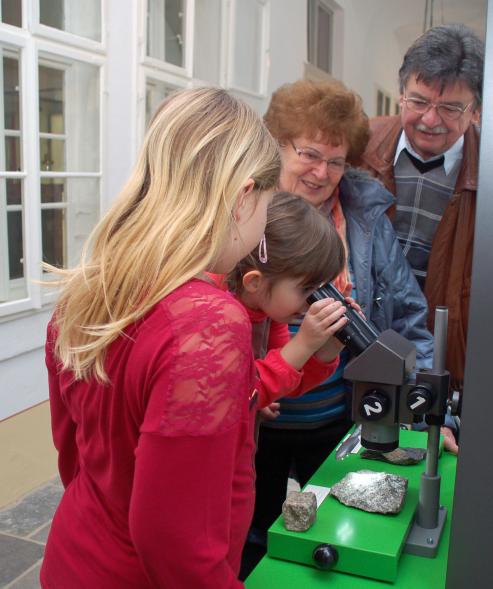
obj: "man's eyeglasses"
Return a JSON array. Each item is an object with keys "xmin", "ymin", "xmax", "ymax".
[
  {"xmin": 290, "ymin": 141, "xmax": 349, "ymax": 174},
  {"xmin": 402, "ymin": 95, "xmax": 474, "ymax": 121}
]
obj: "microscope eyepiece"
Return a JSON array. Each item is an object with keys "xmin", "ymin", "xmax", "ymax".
[{"xmin": 307, "ymin": 283, "xmax": 379, "ymax": 356}]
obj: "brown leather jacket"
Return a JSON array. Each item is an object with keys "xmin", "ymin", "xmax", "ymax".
[{"xmin": 361, "ymin": 116, "xmax": 480, "ymax": 391}]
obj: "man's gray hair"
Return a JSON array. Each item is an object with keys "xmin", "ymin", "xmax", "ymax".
[{"xmin": 399, "ymin": 24, "xmax": 484, "ymax": 107}]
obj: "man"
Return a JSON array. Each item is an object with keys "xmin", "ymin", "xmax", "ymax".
[{"xmin": 362, "ymin": 25, "xmax": 484, "ymax": 440}]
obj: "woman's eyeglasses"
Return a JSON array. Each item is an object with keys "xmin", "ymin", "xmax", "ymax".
[{"xmin": 290, "ymin": 141, "xmax": 349, "ymax": 174}]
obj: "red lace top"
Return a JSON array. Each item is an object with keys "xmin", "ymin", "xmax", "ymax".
[{"xmin": 41, "ymin": 279, "xmax": 257, "ymax": 589}]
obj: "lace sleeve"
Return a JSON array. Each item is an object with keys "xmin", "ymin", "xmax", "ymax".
[{"xmin": 141, "ymin": 285, "xmax": 255, "ymax": 438}]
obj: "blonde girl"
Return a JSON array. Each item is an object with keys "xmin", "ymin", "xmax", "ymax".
[{"xmin": 41, "ymin": 87, "xmax": 280, "ymax": 589}]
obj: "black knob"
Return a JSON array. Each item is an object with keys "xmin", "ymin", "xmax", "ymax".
[
  {"xmin": 359, "ymin": 390, "xmax": 389, "ymax": 421},
  {"xmin": 407, "ymin": 384, "xmax": 433, "ymax": 415},
  {"xmin": 312, "ymin": 543, "xmax": 339, "ymax": 570}
]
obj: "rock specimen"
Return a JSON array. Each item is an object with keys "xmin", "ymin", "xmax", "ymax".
[
  {"xmin": 282, "ymin": 491, "xmax": 317, "ymax": 531},
  {"xmin": 330, "ymin": 470, "xmax": 408, "ymax": 514},
  {"xmin": 361, "ymin": 447, "xmax": 426, "ymax": 466}
]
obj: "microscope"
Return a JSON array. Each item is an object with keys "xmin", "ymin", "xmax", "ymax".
[{"xmin": 307, "ymin": 283, "xmax": 458, "ymax": 557}]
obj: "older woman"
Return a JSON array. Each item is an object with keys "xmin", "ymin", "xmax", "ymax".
[{"xmin": 240, "ymin": 79, "xmax": 434, "ymax": 578}]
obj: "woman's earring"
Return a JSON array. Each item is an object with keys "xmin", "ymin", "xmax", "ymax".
[{"xmin": 258, "ymin": 234, "xmax": 268, "ymax": 264}]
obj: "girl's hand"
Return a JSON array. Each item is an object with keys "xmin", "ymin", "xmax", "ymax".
[
  {"xmin": 295, "ymin": 298, "xmax": 348, "ymax": 357},
  {"xmin": 258, "ymin": 402, "xmax": 280, "ymax": 421}
]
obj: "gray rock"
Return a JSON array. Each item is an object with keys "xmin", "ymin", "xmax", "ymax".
[
  {"xmin": 361, "ymin": 447, "xmax": 426, "ymax": 465},
  {"xmin": 282, "ymin": 491, "xmax": 317, "ymax": 531},
  {"xmin": 330, "ymin": 470, "xmax": 408, "ymax": 514}
]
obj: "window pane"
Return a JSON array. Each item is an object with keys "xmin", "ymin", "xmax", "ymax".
[
  {"xmin": 232, "ymin": 0, "xmax": 263, "ymax": 93},
  {"xmin": 42, "ymin": 207, "xmax": 66, "ymax": 268},
  {"xmin": 8, "ymin": 210, "xmax": 23, "ymax": 279},
  {"xmin": 39, "ymin": 66, "xmax": 64, "ymax": 134},
  {"xmin": 145, "ymin": 80, "xmax": 177, "ymax": 127},
  {"xmin": 377, "ymin": 90, "xmax": 384, "ymax": 116},
  {"xmin": 1, "ymin": 52, "xmax": 21, "ymax": 173},
  {"xmin": 39, "ymin": 59, "xmax": 100, "ymax": 172},
  {"xmin": 384, "ymin": 95, "xmax": 391, "ymax": 116},
  {"xmin": 40, "ymin": 0, "xmax": 101, "ymax": 42},
  {"xmin": 41, "ymin": 178, "xmax": 99, "ymax": 270},
  {"xmin": 40, "ymin": 138, "xmax": 65, "ymax": 171},
  {"xmin": 0, "ymin": 179, "xmax": 27, "ymax": 303},
  {"xmin": 68, "ymin": 178, "xmax": 99, "ymax": 265},
  {"xmin": 1, "ymin": 0, "xmax": 21, "ymax": 27},
  {"xmin": 6, "ymin": 177, "xmax": 21, "ymax": 205},
  {"xmin": 147, "ymin": 0, "xmax": 185, "ymax": 67},
  {"xmin": 5, "ymin": 136, "xmax": 21, "ymax": 171},
  {"xmin": 41, "ymin": 178, "xmax": 65, "ymax": 203},
  {"xmin": 317, "ymin": 6, "xmax": 332, "ymax": 73},
  {"xmin": 4, "ymin": 56, "xmax": 20, "ymax": 130},
  {"xmin": 194, "ymin": 0, "xmax": 221, "ymax": 83}
]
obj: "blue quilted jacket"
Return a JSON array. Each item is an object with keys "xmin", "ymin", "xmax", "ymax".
[{"xmin": 340, "ymin": 170, "xmax": 434, "ymax": 368}]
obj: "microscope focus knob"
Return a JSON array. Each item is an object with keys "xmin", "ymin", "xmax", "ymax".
[
  {"xmin": 359, "ymin": 390, "xmax": 389, "ymax": 421},
  {"xmin": 312, "ymin": 543, "xmax": 339, "ymax": 570},
  {"xmin": 407, "ymin": 384, "xmax": 433, "ymax": 415}
]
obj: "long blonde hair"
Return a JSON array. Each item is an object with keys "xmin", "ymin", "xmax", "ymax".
[{"xmin": 50, "ymin": 87, "xmax": 280, "ymax": 381}]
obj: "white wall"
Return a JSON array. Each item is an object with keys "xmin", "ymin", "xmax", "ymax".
[{"xmin": 0, "ymin": 309, "xmax": 51, "ymax": 419}]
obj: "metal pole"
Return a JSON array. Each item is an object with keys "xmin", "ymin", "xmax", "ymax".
[{"xmin": 446, "ymin": 2, "xmax": 493, "ymax": 586}]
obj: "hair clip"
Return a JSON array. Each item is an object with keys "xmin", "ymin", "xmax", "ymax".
[{"xmin": 258, "ymin": 234, "xmax": 268, "ymax": 263}]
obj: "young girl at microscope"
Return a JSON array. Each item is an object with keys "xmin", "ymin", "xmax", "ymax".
[{"xmin": 218, "ymin": 191, "xmax": 351, "ymax": 414}]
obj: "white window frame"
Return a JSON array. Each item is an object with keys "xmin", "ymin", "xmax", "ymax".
[
  {"xmin": 31, "ymin": 0, "xmax": 106, "ymax": 54},
  {"xmin": 137, "ymin": 0, "xmax": 231, "ymax": 143},
  {"xmin": 375, "ymin": 86, "xmax": 398, "ymax": 117},
  {"xmin": 142, "ymin": 0, "xmax": 194, "ymax": 79},
  {"xmin": 0, "ymin": 16, "xmax": 105, "ymax": 318},
  {"xmin": 225, "ymin": 0, "xmax": 270, "ymax": 98},
  {"xmin": 0, "ymin": 45, "xmax": 24, "ymax": 303},
  {"xmin": 305, "ymin": 0, "xmax": 343, "ymax": 81},
  {"xmin": 138, "ymin": 68, "xmax": 188, "ymax": 140}
]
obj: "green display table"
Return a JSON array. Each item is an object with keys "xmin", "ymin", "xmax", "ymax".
[{"xmin": 246, "ymin": 431, "xmax": 456, "ymax": 589}]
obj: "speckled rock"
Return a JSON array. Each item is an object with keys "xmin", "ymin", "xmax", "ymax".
[
  {"xmin": 282, "ymin": 491, "xmax": 317, "ymax": 531},
  {"xmin": 330, "ymin": 470, "xmax": 408, "ymax": 514}
]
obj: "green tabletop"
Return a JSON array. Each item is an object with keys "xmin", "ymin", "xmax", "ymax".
[{"xmin": 246, "ymin": 434, "xmax": 457, "ymax": 589}]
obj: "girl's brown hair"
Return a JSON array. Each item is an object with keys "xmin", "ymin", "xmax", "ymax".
[
  {"xmin": 228, "ymin": 192, "xmax": 345, "ymax": 295},
  {"xmin": 264, "ymin": 79, "xmax": 370, "ymax": 165}
]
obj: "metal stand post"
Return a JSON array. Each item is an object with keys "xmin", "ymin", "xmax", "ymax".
[{"xmin": 405, "ymin": 308, "xmax": 448, "ymax": 557}]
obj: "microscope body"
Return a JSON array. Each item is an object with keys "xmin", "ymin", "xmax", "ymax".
[{"xmin": 345, "ymin": 328, "xmax": 450, "ymax": 451}]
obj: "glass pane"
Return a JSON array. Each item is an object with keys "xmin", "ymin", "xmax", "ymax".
[
  {"xmin": 147, "ymin": 0, "xmax": 185, "ymax": 67},
  {"xmin": 0, "ymin": 179, "xmax": 27, "ymax": 303},
  {"xmin": 40, "ymin": 138, "xmax": 65, "ymax": 171},
  {"xmin": 42, "ymin": 208, "xmax": 66, "ymax": 268},
  {"xmin": 194, "ymin": 0, "xmax": 221, "ymax": 83},
  {"xmin": 41, "ymin": 178, "xmax": 65, "ymax": 203},
  {"xmin": 67, "ymin": 178, "xmax": 99, "ymax": 266},
  {"xmin": 4, "ymin": 56, "xmax": 20, "ymax": 130},
  {"xmin": 1, "ymin": 0, "xmax": 22, "ymax": 27},
  {"xmin": 39, "ymin": 59, "xmax": 100, "ymax": 172},
  {"xmin": 6, "ymin": 178, "xmax": 21, "ymax": 205},
  {"xmin": 40, "ymin": 0, "xmax": 101, "ymax": 42},
  {"xmin": 317, "ymin": 6, "xmax": 332, "ymax": 73},
  {"xmin": 145, "ymin": 80, "xmax": 177, "ymax": 127},
  {"xmin": 5, "ymin": 136, "xmax": 21, "ymax": 171},
  {"xmin": 7, "ymin": 210, "xmax": 23, "ymax": 279},
  {"xmin": 233, "ymin": 0, "xmax": 263, "ymax": 93},
  {"xmin": 384, "ymin": 95, "xmax": 391, "ymax": 116},
  {"xmin": 39, "ymin": 66, "xmax": 64, "ymax": 134},
  {"xmin": 41, "ymin": 178, "xmax": 100, "ymax": 270}
]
